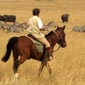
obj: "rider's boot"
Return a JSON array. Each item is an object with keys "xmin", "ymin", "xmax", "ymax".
[{"xmin": 45, "ymin": 47, "xmax": 53, "ymax": 61}]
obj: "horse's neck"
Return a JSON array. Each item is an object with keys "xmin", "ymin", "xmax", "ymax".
[{"xmin": 46, "ymin": 33, "xmax": 57, "ymax": 48}]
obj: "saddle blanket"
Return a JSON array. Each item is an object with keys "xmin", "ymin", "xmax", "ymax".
[{"xmin": 28, "ymin": 34, "xmax": 44, "ymax": 53}]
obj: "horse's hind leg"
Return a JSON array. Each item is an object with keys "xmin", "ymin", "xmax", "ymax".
[
  {"xmin": 13, "ymin": 50, "xmax": 19, "ymax": 80},
  {"xmin": 13, "ymin": 60, "xmax": 19, "ymax": 81},
  {"xmin": 13, "ymin": 54, "xmax": 28, "ymax": 81}
]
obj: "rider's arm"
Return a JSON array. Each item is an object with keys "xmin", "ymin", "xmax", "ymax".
[{"xmin": 38, "ymin": 18, "xmax": 46, "ymax": 31}]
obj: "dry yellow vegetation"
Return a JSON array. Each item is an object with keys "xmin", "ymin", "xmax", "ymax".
[{"xmin": 0, "ymin": 0, "xmax": 85, "ymax": 85}]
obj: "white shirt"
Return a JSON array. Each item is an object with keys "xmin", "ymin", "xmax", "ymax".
[
  {"xmin": 38, "ymin": 18, "xmax": 43, "ymax": 29},
  {"xmin": 27, "ymin": 16, "xmax": 45, "ymax": 38}
]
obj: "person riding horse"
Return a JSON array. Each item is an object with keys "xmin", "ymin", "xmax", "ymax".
[
  {"xmin": 1, "ymin": 25, "xmax": 66, "ymax": 78},
  {"xmin": 26, "ymin": 8, "xmax": 53, "ymax": 60}
]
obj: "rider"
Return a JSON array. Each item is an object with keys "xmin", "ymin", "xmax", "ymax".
[{"xmin": 27, "ymin": 8, "xmax": 52, "ymax": 60}]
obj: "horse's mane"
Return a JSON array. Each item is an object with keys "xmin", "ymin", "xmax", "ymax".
[{"xmin": 45, "ymin": 31, "xmax": 54, "ymax": 37}]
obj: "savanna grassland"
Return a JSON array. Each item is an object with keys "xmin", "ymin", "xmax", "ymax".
[{"xmin": 0, "ymin": 0, "xmax": 85, "ymax": 85}]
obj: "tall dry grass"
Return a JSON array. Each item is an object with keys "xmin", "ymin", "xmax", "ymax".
[{"xmin": 0, "ymin": 0, "xmax": 85, "ymax": 85}]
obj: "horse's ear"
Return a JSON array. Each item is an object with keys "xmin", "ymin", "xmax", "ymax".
[
  {"xmin": 62, "ymin": 25, "xmax": 65, "ymax": 30},
  {"xmin": 55, "ymin": 25, "xmax": 59, "ymax": 31}
]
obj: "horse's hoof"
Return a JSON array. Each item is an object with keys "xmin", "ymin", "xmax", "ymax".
[
  {"xmin": 49, "ymin": 56, "xmax": 53, "ymax": 61},
  {"xmin": 13, "ymin": 73, "xmax": 19, "ymax": 82}
]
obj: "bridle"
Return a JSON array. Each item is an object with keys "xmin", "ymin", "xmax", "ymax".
[
  {"xmin": 53, "ymin": 30, "xmax": 61, "ymax": 52},
  {"xmin": 53, "ymin": 30, "xmax": 62, "ymax": 45}
]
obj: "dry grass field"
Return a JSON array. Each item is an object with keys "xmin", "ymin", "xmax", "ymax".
[{"xmin": 0, "ymin": 0, "xmax": 85, "ymax": 85}]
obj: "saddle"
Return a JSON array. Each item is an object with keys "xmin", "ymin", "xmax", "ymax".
[{"xmin": 27, "ymin": 34, "xmax": 44, "ymax": 53}]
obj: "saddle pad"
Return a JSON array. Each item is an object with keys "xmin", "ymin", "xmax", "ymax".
[
  {"xmin": 28, "ymin": 34, "xmax": 44, "ymax": 53},
  {"xmin": 33, "ymin": 40, "xmax": 44, "ymax": 53}
]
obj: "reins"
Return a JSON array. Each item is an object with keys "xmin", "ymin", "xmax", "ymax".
[{"xmin": 53, "ymin": 46, "xmax": 61, "ymax": 52}]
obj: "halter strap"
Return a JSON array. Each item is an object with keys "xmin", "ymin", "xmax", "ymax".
[
  {"xmin": 53, "ymin": 31, "xmax": 60, "ymax": 41},
  {"xmin": 53, "ymin": 31, "xmax": 61, "ymax": 52}
]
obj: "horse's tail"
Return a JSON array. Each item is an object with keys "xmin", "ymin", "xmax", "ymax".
[{"xmin": 1, "ymin": 37, "xmax": 18, "ymax": 62}]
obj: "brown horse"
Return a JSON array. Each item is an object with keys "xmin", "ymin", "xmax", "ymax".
[{"xmin": 1, "ymin": 25, "xmax": 66, "ymax": 79}]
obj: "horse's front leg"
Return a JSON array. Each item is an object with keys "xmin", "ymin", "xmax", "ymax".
[
  {"xmin": 38, "ymin": 61, "xmax": 45, "ymax": 76},
  {"xmin": 38, "ymin": 57, "xmax": 49, "ymax": 76},
  {"xmin": 45, "ymin": 63, "xmax": 52, "ymax": 75}
]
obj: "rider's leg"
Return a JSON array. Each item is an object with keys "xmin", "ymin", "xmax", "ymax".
[{"xmin": 37, "ymin": 37, "xmax": 53, "ymax": 60}]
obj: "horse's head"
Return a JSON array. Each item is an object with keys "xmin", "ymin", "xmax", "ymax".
[{"xmin": 54, "ymin": 25, "xmax": 66, "ymax": 48}]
